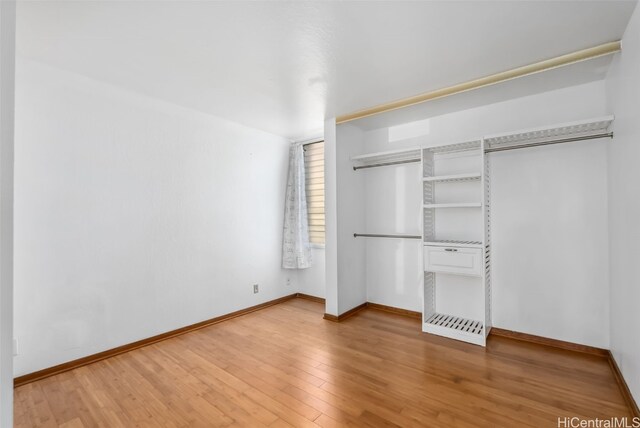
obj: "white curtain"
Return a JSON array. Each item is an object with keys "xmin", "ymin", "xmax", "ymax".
[{"xmin": 282, "ymin": 144, "xmax": 313, "ymax": 269}]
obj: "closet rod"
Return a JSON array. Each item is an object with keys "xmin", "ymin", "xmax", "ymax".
[
  {"xmin": 353, "ymin": 233, "xmax": 422, "ymax": 239},
  {"xmin": 353, "ymin": 158, "xmax": 420, "ymax": 171},
  {"xmin": 484, "ymin": 132, "xmax": 613, "ymax": 153}
]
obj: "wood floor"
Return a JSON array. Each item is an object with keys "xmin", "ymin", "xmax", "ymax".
[{"xmin": 14, "ymin": 298, "xmax": 632, "ymax": 427}]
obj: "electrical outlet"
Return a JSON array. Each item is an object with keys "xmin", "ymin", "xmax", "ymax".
[
  {"xmin": 13, "ymin": 338, "xmax": 18, "ymax": 356},
  {"xmin": 286, "ymin": 278, "xmax": 291, "ymax": 286},
  {"xmin": 253, "ymin": 284, "xmax": 259, "ymax": 294}
]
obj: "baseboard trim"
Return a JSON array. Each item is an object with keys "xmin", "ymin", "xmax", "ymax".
[
  {"xmin": 366, "ymin": 302, "xmax": 422, "ymax": 319},
  {"xmin": 607, "ymin": 351, "xmax": 640, "ymax": 418},
  {"xmin": 323, "ymin": 302, "xmax": 368, "ymax": 322},
  {"xmin": 14, "ymin": 293, "xmax": 298, "ymax": 388},
  {"xmin": 324, "ymin": 301, "xmax": 421, "ymax": 322},
  {"xmin": 296, "ymin": 293, "xmax": 325, "ymax": 304},
  {"xmin": 489, "ymin": 327, "xmax": 609, "ymax": 357},
  {"xmin": 322, "ymin": 313, "xmax": 339, "ymax": 322}
]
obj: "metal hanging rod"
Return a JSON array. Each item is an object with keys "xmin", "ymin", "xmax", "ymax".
[
  {"xmin": 484, "ymin": 132, "xmax": 613, "ymax": 154},
  {"xmin": 353, "ymin": 158, "xmax": 420, "ymax": 171},
  {"xmin": 353, "ymin": 233, "xmax": 422, "ymax": 239}
]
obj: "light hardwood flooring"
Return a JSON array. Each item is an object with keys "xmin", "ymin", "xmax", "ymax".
[{"xmin": 14, "ymin": 298, "xmax": 632, "ymax": 427}]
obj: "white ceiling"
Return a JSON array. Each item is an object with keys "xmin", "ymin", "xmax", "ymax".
[{"xmin": 17, "ymin": 1, "xmax": 637, "ymax": 140}]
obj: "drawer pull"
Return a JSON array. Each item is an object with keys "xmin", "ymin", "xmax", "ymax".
[{"xmin": 444, "ymin": 248, "xmax": 458, "ymax": 252}]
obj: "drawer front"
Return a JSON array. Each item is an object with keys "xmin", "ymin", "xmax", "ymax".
[{"xmin": 424, "ymin": 246, "xmax": 482, "ymax": 277}]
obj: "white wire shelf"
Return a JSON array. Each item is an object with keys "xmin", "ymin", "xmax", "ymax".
[
  {"xmin": 423, "ymin": 140, "xmax": 482, "ymax": 155},
  {"xmin": 423, "ymin": 203, "xmax": 482, "ymax": 209},
  {"xmin": 426, "ymin": 313, "xmax": 483, "ymax": 334},
  {"xmin": 423, "ymin": 173, "xmax": 482, "ymax": 183},
  {"xmin": 424, "ymin": 313, "xmax": 485, "ymax": 345},
  {"xmin": 484, "ymin": 115, "xmax": 614, "ymax": 150},
  {"xmin": 423, "ymin": 240, "xmax": 483, "ymax": 249}
]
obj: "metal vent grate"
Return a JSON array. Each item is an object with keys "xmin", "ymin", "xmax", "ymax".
[{"xmin": 426, "ymin": 313, "xmax": 483, "ymax": 335}]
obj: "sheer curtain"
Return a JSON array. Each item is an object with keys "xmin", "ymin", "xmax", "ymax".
[{"xmin": 282, "ymin": 144, "xmax": 313, "ymax": 269}]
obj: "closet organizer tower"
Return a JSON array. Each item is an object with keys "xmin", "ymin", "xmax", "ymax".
[
  {"xmin": 347, "ymin": 116, "xmax": 613, "ymax": 347},
  {"xmin": 422, "ymin": 140, "xmax": 489, "ymax": 346}
]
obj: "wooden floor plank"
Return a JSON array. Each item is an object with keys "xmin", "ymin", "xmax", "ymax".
[{"xmin": 15, "ymin": 299, "xmax": 632, "ymax": 427}]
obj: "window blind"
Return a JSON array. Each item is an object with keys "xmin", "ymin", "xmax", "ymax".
[{"xmin": 303, "ymin": 142, "xmax": 325, "ymax": 244}]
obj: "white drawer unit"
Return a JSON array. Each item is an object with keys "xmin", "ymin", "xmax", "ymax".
[{"xmin": 423, "ymin": 245, "xmax": 482, "ymax": 277}]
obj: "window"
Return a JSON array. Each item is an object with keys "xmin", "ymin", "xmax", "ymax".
[{"xmin": 303, "ymin": 141, "xmax": 325, "ymax": 245}]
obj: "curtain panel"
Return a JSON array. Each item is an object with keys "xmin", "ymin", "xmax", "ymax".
[{"xmin": 282, "ymin": 144, "xmax": 312, "ymax": 269}]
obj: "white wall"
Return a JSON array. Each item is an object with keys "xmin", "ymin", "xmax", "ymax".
[
  {"xmin": 14, "ymin": 59, "xmax": 295, "ymax": 376},
  {"xmin": 0, "ymin": 2, "xmax": 15, "ymax": 426},
  {"xmin": 335, "ymin": 124, "xmax": 367, "ymax": 314},
  {"xmin": 324, "ymin": 121, "xmax": 368, "ymax": 315},
  {"xmin": 364, "ymin": 161, "xmax": 423, "ymax": 311},
  {"xmin": 490, "ymin": 140, "xmax": 608, "ymax": 346},
  {"xmin": 605, "ymin": 3, "xmax": 640, "ymax": 403},
  {"xmin": 352, "ymin": 80, "xmax": 611, "ymax": 347},
  {"xmin": 323, "ymin": 118, "xmax": 338, "ymax": 315},
  {"xmin": 297, "ymin": 247, "xmax": 325, "ymax": 298}
]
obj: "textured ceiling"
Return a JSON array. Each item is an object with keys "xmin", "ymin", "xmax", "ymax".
[{"xmin": 17, "ymin": 1, "xmax": 637, "ymax": 139}]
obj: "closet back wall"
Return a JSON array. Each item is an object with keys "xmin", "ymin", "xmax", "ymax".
[
  {"xmin": 360, "ymin": 80, "xmax": 610, "ymax": 348},
  {"xmin": 605, "ymin": 1, "xmax": 640, "ymax": 402},
  {"xmin": 14, "ymin": 59, "xmax": 293, "ymax": 376}
]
